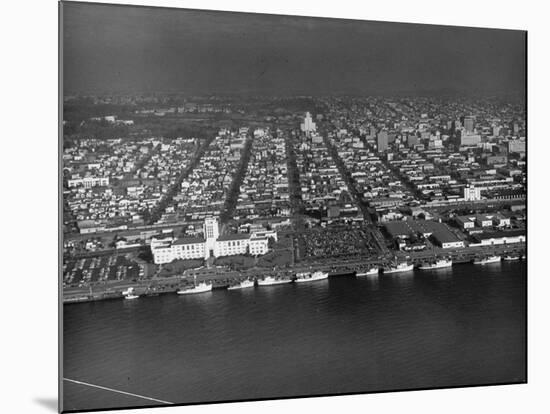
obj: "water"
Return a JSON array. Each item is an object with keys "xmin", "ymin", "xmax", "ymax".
[{"xmin": 63, "ymin": 261, "xmax": 526, "ymax": 411}]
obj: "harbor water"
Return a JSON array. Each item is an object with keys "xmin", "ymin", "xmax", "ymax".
[{"xmin": 63, "ymin": 261, "xmax": 526, "ymax": 411}]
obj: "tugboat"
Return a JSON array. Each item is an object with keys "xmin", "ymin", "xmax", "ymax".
[
  {"xmin": 418, "ymin": 258, "xmax": 453, "ymax": 270},
  {"xmin": 227, "ymin": 279, "xmax": 255, "ymax": 290},
  {"xmin": 295, "ymin": 271, "xmax": 329, "ymax": 283},
  {"xmin": 473, "ymin": 255, "xmax": 501, "ymax": 265},
  {"xmin": 122, "ymin": 287, "xmax": 140, "ymax": 300},
  {"xmin": 356, "ymin": 267, "xmax": 379, "ymax": 277}
]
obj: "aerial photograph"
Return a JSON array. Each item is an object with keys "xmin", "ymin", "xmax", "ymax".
[{"xmin": 60, "ymin": 2, "xmax": 526, "ymax": 412}]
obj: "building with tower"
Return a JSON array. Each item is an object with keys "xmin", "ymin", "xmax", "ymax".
[
  {"xmin": 463, "ymin": 185, "xmax": 482, "ymax": 201},
  {"xmin": 203, "ymin": 217, "xmax": 219, "ymax": 258},
  {"xmin": 300, "ymin": 112, "xmax": 317, "ymax": 136},
  {"xmin": 150, "ymin": 217, "xmax": 277, "ymax": 264}
]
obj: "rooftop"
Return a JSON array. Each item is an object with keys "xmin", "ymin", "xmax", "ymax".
[
  {"xmin": 216, "ymin": 233, "xmax": 251, "ymax": 242},
  {"xmin": 173, "ymin": 237, "xmax": 206, "ymax": 245}
]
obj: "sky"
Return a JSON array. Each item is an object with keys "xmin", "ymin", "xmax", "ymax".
[{"xmin": 62, "ymin": 2, "xmax": 526, "ymax": 96}]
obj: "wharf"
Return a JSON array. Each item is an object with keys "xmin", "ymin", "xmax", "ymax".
[{"xmin": 63, "ymin": 243, "xmax": 525, "ymax": 304}]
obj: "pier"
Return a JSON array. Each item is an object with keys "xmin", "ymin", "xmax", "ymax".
[{"xmin": 63, "ymin": 242, "xmax": 525, "ymax": 304}]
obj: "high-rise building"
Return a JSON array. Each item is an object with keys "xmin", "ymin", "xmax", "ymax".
[
  {"xmin": 377, "ymin": 130, "xmax": 388, "ymax": 152},
  {"xmin": 300, "ymin": 112, "xmax": 316, "ymax": 136},
  {"xmin": 464, "ymin": 116, "xmax": 475, "ymax": 133}
]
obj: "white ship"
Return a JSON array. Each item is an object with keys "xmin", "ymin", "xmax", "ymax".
[
  {"xmin": 177, "ymin": 282, "xmax": 213, "ymax": 295},
  {"xmin": 503, "ymin": 255, "xmax": 520, "ymax": 261},
  {"xmin": 418, "ymin": 259, "xmax": 453, "ymax": 270},
  {"xmin": 227, "ymin": 279, "xmax": 255, "ymax": 290},
  {"xmin": 295, "ymin": 271, "xmax": 329, "ymax": 283},
  {"xmin": 257, "ymin": 276, "xmax": 293, "ymax": 286},
  {"xmin": 356, "ymin": 267, "xmax": 379, "ymax": 277},
  {"xmin": 382, "ymin": 262, "xmax": 414, "ymax": 274},
  {"xmin": 122, "ymin": 287, "xmax": 140, "ymax": 300},
  {"xmin": 473, "ymin": 255, "xmax": 501, "ymax": 265}
]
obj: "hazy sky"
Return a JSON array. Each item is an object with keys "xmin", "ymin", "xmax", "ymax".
[{"xmin": 62, "ymin": 2, "xmax": 526, "ymax": 96}]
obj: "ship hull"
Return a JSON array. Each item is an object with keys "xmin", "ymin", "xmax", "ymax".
[
  {"xmin": 257, "ymin": 278, "xmax": 292, "ymax": 286},
  {"xmin": 228, "ymin": 280, "xmax": 255, "ymax": 290},
  {"xmin": 418, "ymin": 260, "xmax": 452, "ymax": 270},
  {"xmin": 295, "ymin": 272, "xmax": 329, "ymax": 283},
  {"xmin": 473, "ymin": 256, "xmax": 501, "ymax": 265},
  {"xmin": 177, "ymin": 284, "xmax": 213, "ymax": 295},
  {"xmin": 356, "ymin": 268, "xmax": 379, "ymax": 277},
  {"xmin": 383, "ymin": 264, "xmax": 414, "ymax": 274}
]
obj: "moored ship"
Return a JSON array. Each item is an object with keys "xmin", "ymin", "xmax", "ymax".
[
  {"xmin": 295, "ymin": 271, "xmax": 329, "ymax": 283},
  {"xmin": 473, "ymin": 255, "xmax": 501, "ymax": 265},
  {"xmin": 177, "ymin": 282, "xmax": 213, "ymax": 295},
  {"xmin": 257, "ymin": 276, "xmax": 293, "ymax": 286},
  {"xmin": 356, "ymin": 267, "xmax": 379, "ymax": 277},
  {"xmin": 382, "ymin": 262, "xmax": 414, "ymax": 274},
  {"xmin": 418, "ymin": 258, "xmax": 452, "ymax": 270},
  {"xmin": 227, "ymin": 279, "xmax": 255, "ymax": 290},
  {"xmin": 503, "ymin": 255, "xmax": 520, "ymax": 261}
]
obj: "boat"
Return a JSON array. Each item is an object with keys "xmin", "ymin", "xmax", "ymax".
[
  {"xmin": 122, "ymin": 287, "xmax": 140, "ymax": 300},
  {"xmin": 356, "ymin": 267, "xmax": 379, "ymax": 277},
  {"xmin": 382, "ymin": 262, "xmax": 414, "ymax": 274},
  {"xmin": 473, "ymin": 255, "xmax": 501, "ymax": 265},
  {"xmin": 503, "ymin": 255, "xmax": 520, "ymax": 261},
  {"xmin": 257, "ymin": 276, "xmax": 293, "ymax": 286},
  {"xmin": 177, "ymin": 281, "xmax": 212, "ymax": 295},
  {"xmin": 418, "ymin": 258, "xmax": 452, "ymax": 270},
  {"xmin": 227, "ymin": 279, "xmax": 255, "ymax": 290},
  {"xmin": 295, "ymin": 271, "xmax": 329, "ymax": 283}
]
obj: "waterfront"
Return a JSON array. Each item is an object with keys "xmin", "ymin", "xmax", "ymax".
[{"xmin": 63, "ymin": 261, "xmax": 526, "ymax": 411}]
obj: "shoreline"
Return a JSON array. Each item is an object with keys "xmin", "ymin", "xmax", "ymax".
[{"xmin": 63, "ymin": 244, "xmax": 525, "ymax": 304}]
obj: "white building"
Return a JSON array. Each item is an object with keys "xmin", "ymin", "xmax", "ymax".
[
  {"xmin": 455, "ymin": 216, "xmax": 476, "ymax": 230},
  {"xmin": 508, "ymin": 139, "xmax": 526, "ymax": 154},
  {"xmin": 151, "ymin": 217, "xmax": 277, "ymax": 264},
  {"xmin": 471, "ymin": 232, "xmax": 525, "ymax": 247},
  {"xmin": 67, "ymin": 176, "xmax": 109, "ymax": 189},
  {"xmin": 300, "ymin": 112, "xmax": 317, "ymax": 136},
  {"xmin": 459, "ymin": 131, "xmax": 482, "ymax": 146},
  {"xmin": 463, "ymin": 185, "xmax": 481, "ymax": 201}
]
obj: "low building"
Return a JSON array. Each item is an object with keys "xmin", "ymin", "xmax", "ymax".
[
  {"xmin": 68, "ymin": 176, "xmax": 109, "ymax": 189},
  {"xmin": 493, "ymin": 213, "xmax": 511, "ymax": 228},
  {"xmin": 455, "ymin": 216, "xmax": 476, "ymax": 230},
  {"xmin": 429, "ymin": 227, "xmax": 465, "ymax": 249},
  {"xmin": 475, "ymin": 215, "xmax": 494, "ymax": 227},
  {"xmin": 470, "ymin": 230, "xmax": 525, "ymax": 246}
]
